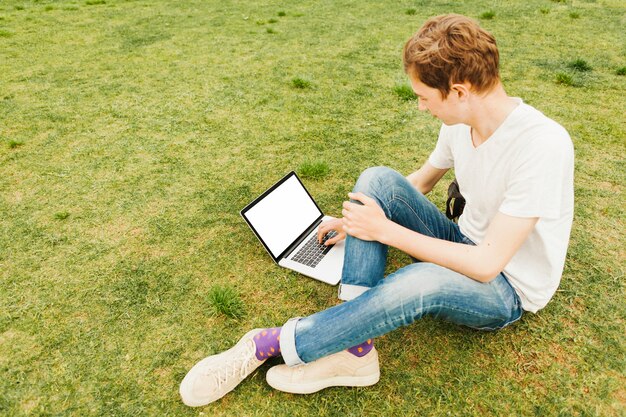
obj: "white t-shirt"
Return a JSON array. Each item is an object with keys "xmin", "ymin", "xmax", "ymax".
[{"xmin": 428, "ymin": 99, "xmax": 574, "ymax": 312}]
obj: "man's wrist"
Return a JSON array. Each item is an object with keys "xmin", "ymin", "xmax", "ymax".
[{"xmin": 378, "ymin": 219, "xmax": 398, "ymax": 246}]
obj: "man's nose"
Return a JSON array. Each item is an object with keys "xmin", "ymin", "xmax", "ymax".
[{"xmin": 417, "ymin": 99, "xmax": 427, "ymax": 112}]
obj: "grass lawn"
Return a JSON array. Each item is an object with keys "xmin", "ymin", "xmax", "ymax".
[{"xmin": 1, "ymin": 0, "xmax": 624, "ymax": 415}]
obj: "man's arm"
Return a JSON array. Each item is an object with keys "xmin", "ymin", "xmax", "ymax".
[
  {"xmin": 406, "ymin": 161, "xmax": 449, "ymax": 194},
  {"xmin": 318, "ymin": 161, "xmax": 447, "ymax": 245},
  {"xmin": 384, "ymin": 211, "xmax": 538, "ymax": 282},
  {"xmin": 342, "ymin": 192, "xmax": 538, "ymax": 282}
]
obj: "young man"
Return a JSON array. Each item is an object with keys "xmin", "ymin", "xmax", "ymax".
[{"xmin": 180, "ymin": 14, "xmax": 574, "ymax": 406}]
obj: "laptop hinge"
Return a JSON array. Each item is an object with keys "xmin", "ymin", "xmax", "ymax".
[{"xmin": 279, "ymin": 218, "xmax": 323, "ymax": 261}]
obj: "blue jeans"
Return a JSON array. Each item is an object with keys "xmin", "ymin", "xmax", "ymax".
[{"xmin": 279, "ymin": 167, "xmax": 523, "ymax": 366}]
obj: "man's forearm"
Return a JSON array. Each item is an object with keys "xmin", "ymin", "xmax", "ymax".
[
  {"xmin": 406, "ymin": 163, "xmax": 448, "ymax": 195},
  {"xmin": 379, "ymin": 220, "xmax": 499, "ymax": 283},
  {"xmin": 406, "ymin": 171, "xmax": 432, "ymax": 194}
]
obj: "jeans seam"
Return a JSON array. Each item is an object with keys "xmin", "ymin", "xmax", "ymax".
[
  {"xmin": 389, "ymin": 193, "xmax": 437, "ymax": 238},
  {"xmin": 489, "ymin": 275, "xmax": 523, "ymax": 326},
  {"xmin": 365, "ymin": 300, "xmax": 512, "ymax": 336},
  {"xmin": 430, "ymin": 302, "xmax": 508, "ymax": 321},
  {"xmin": 490, "ymin": 279, "xmax": 510, "ymax": 315},
  {"xmin": 365, "ymin": 171, "xmax": 393, "ymax": 216},
  {"xmin": 377, "ymin": 187, "xmax": 392, "ymax": 217}
]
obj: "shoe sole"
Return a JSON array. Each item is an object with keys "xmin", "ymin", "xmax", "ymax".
[{"xmin": 267, "ymin": 366, "xmax": 380, "ymax": 394}]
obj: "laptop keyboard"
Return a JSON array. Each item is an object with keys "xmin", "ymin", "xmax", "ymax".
[{"xmin": 290, "ymin": 231, "xmax": 337, "ymax": 268}]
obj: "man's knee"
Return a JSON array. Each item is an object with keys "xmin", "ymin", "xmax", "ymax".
[{"xmin": 353, "ymin": 166, "xmax": 403, "ymax": 195}]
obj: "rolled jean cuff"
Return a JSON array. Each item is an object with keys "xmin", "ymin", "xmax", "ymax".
[
  {"xmin": 279, "ymin": 317, "xmax": 304, "ymax": 367},
  {"xmin": 338, "ymin": 283, "xmax": 371, "ymax": 301}
]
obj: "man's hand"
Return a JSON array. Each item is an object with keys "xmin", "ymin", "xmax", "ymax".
[
  {"xmin": 341, "ymin": 192, "xmax": 390, "ymax": 242},
  {"xmin": 317, "ymin": 218, "xmax": 346, "ymax": 246}
]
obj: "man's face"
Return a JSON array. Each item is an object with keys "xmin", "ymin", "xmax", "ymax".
[{"xmin": 408, "ymin": 75, "xmax": 462, "ymax": 125}]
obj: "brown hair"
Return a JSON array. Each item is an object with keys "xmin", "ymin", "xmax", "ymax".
[{"xmin": 403, "ymin": 14, "xmax": 500, "ymax": 98}]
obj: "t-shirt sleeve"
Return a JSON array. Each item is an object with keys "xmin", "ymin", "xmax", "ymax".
[
  {"xmin": 499, "ymin": 130, "xmax": 574, "ymax": 219},
  {"xmin": 428, "ymin": 124, "xmax": 455, "ymax": 169}
]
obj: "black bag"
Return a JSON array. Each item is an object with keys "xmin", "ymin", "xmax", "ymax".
[{"xmin": 446, "ymin": 178, "xmax": 466, "ymax": 222}]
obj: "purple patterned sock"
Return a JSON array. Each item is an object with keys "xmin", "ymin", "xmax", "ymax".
[
  {"xmin": 347, "ymin": 338, "xmax": 374, "ymax": 357},
  {"xmin": 253, "ymin": 327, "xmax": 282, "ymax": 361}
]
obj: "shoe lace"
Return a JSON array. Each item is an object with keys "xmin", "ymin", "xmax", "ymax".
[{"xmin": 210, "ymin": 339, "xmax": 258, "ymax": 391}]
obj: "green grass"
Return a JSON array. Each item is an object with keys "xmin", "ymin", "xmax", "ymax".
[
  {"xmin": 298, "ymin": 161, "xmax": 330, "ymax": 179},
  {"xmin": 7, "ymin": 139, "xmax": 23, "ymax": 149},
  {"xmin": 555, "ymin": 71, "xmax": 575, "ymax": 86},
  {"xmin": 291, "ymin": 76, "xmax": 312, "ymax": 89},
  {"xmin": 568, "ymin": 58, "xmax": 593, "ymax": 72},
  {"xmin": 207, "ymin": 286, "xmax": 246, "ymax": 319},
  {"xmin": 480, "ymin": 10, "xmax": 496, "ymax": 20},
  {"xmin": 0, "ymin": 0, "xmax": 624, "ymax": 416},
  {"xmin": 54, "ymin": 211, "xmax": 70, "ymax": 220},
  {"xmin": 393, "ymin": 83, "xmax": 417, "ymax": 101}
]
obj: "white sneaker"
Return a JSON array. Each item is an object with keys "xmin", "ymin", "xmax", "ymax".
[
  {"xmin": 179, "ymin": 329, "xmax": 265, "ymax": 407},
  {"xmin": 266, "ymin": 348, "xmax": 380, "ymax": 394}
]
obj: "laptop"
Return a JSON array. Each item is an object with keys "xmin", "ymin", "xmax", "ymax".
[{"xmin": 240, "ymin": 171, "xmax": 345, "ymax": 285}]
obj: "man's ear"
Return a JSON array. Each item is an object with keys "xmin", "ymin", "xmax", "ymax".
[{"xmin": 450, "ymin": 83, "xmax": 471, "ymax": 101}]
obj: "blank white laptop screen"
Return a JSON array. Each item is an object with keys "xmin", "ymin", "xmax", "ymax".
[{"xmin": 244, "ymin": 175, "xmax": 321, "ymax": 258}]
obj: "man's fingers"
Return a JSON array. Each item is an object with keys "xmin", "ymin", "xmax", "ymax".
[
  {"xmin": 348, "ymin": 192, "xmax": 376, "ymax": 206},
  {"xmin": 317, "ymin": 224, "xmax": 330, "ymax": 242},
  {"xmin": 342, "ymin": 200, "xmax": 365, "ymax": 211},
  {"xmin": 318, "ymin": 219, "xmax": 345, "ymax": 243},
  {"xmin": 325, "ymin": 234, "xmax": 343, "ymax": 245}
]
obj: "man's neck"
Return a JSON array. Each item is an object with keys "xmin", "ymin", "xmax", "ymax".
[{"xmin": 466, "ymin": 85, "xmax": 518, "ymax": 147}]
